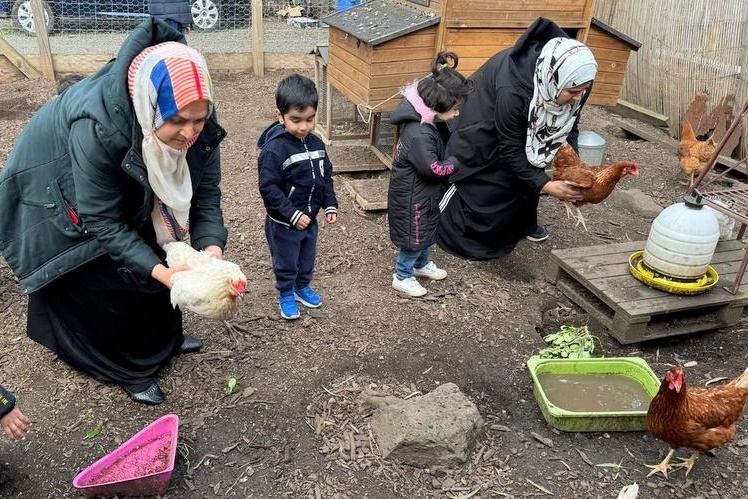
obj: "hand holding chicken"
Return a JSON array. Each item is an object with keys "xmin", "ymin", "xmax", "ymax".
[
  {"xmin": 163, "ymin": 241, "xmax": 247, "ymax": 321},
  {"xmin": 645, "ymin": 365, "xmax": 748, "ymax": 478},
  {"xmin": 551, "ymin": 143, "xmax": 640, "ymax": 230}
]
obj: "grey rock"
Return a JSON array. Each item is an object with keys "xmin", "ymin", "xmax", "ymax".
[
  {"xmin": 608, "ymin": 188, "xmax": 663, "ymax": 218},
  {"xmin": 370, "ymin": 382, "xmax": 484, "ymax": 468}
]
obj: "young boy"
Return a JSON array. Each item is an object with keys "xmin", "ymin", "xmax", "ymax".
[
  {"xmin": 257, "ymin": 74, "xmax": 338, "ymax": 320},
  {"xmin": 0, "ymin": 384, "xmax": 30, "ymax": 440}
]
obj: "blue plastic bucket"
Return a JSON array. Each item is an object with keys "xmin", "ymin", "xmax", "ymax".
[{"xmin": 337, "ymin": 0, "xmax": 362, "ymax": 10}]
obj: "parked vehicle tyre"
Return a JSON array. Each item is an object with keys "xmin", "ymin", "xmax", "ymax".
[
  {"xmin": 191, "ymin": 0, "xmax": 220, "ymax": 31},
  {"xmin": 11, "ymin": 0, "xmax": 54, "ymax": 36}
]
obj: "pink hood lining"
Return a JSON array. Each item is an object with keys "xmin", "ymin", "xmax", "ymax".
[{"xmin": 402, "ymin": 83, "xmax": 436, "ymax": 125}]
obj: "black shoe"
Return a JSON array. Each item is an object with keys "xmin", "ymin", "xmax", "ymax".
[
  {"xmin": 124, "ymin": 383, "xmax": 165, "ymax": 405},
  {"xmin": 525, "ymin": 225, "xmax": 550, "ymax": 242},
  {"xmin": 179, "ymin": 334, "xmax": 203, "ymax": 353}
]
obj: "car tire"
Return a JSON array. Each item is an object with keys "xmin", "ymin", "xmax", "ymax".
[
  {"xmin": 11, "ymin": 0, "xmax": 54, "ymax": 36},
  {"xmin": 190, "ymin": 0, "xmax": 221, "ymax": 31}
]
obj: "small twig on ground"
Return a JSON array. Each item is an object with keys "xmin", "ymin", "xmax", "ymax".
[
  {"xmin": 192, "ymin": 453, "xmax": 220, "ymax": 473},
  {"xmin": 575, "ymin": 448, "xmax": 594, "ymax": 467},
  {"xmin": 450, "ymin": 486, "xmax": 482, "ymax": 499},
  {"xmin": 526, "ymin": 479, "xmax": 553, "ymax": 495}
]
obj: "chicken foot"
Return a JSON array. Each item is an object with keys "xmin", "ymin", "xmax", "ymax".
[
  {"xmin": 645, "ymin": 448, "xmax": 677, "ymax": 478},
  {"xmin": 673, "ymin": 451, "xmax": 700, "ymax": 476},
  {"xmin": 563, "ymin": 202, "xmax": 589, "ymax": 231}
]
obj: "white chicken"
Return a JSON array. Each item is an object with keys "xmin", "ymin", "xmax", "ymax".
[{"xmin": 163, "ymin": 241, "xmax": 247, "ymax": 321}]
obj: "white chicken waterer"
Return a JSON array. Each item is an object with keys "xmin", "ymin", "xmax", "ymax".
[
  {"xmin": 643, "ymin": 194, "xmax": 720, "ymax": 280},
  {"xmin": 577, "ymin": 131, "xmax": 606, "ymax": 166}
]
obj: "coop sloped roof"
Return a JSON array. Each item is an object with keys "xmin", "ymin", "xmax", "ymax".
[{"xmin": 322, "ymin": 0, "xmax": 440, "ymax": 46}]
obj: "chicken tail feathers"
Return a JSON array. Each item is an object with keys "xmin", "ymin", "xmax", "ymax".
[{"xmin": 730, "ymin": 366, "xmax": 748, "ymax": 388}]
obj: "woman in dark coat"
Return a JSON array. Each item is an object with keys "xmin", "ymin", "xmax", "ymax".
[
  {"xmin": 436, "ymin": 17, "xmax": 596, "ymax": 260},
  {"xmin": 0, "ymin": 19, "xmax": 227, "ymax": 405}
]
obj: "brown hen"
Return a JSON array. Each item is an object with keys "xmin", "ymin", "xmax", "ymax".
[
  {"xmin": 551, "ymin": 143, "xmax": 640, "ymax": 230},
  {"xmin": 679, "ymin": 119, "xmax": 717, "ymax": 187},
  {"xmin": 645, "ymin": 365, "xmax": 748, "ymax": 478}
]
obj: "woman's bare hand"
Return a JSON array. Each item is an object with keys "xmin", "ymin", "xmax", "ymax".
[
  {"xmin": 151, "ymin": 263, "xmax": 189, "ymax": 289},
  {"xmin": 541, "ymin": 180, "xmax": 584, "ymax": 202}
]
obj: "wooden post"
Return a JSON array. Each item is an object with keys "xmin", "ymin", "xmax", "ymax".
[
  {"xmin": 433, "ymin": 0, "xmax": 448, "ymax": 53},
  {"xmin": 577, "ymin": 0, "xmax": 597, "ymax": 43},
  {"xmin": 30, "ymin": 0, "xmax": 54, "ymax": 80},
  {"xmin": 0, "ymin": 36, "xmax": 41, "ymax": 79},
  {"xmin": 251, "ymin": 0, "xmax": 264, "ymax": 77}
]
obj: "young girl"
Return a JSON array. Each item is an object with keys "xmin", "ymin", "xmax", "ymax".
[{"xmin": 388, "ymin": 52, "xmax": 473, "ymax": 297}]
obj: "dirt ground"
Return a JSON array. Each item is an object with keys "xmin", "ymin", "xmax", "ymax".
[{"xmin": 1, "ymin": 70, "xmax": 748, "ymax": 499}]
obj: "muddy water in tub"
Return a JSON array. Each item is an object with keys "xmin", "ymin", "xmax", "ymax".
[{"xmin": 538, "ymin": 373, "xmax": 651, "ymax": 412}]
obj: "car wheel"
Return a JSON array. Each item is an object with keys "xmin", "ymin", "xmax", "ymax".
[
  {"xmin": 191, "ymin": 0, "xmax": 220, "ymax": 31},
  {"xmin": 11, "ymin": 0, "xmax": 54, "ymax": 36}
]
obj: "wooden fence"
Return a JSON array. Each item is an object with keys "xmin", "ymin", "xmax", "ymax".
[
  {"xmin": 594, "ymin": 0, "xmax": 748, "ymax": 153},
  {"xmin": 2, "ymin": 0, "xmax": 747, "ymax": 156}
]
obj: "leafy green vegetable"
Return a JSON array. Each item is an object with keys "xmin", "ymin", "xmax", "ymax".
[
  {"xmin": 226, "ymin": 377, "xmax": 237, "ymax": 394},
  {"xmin": 538, "ymin": 325, "xmax": 596, "ymax": 359},
  {"xmin": 84, "ymin": 425, "xmax": 102, "ymax": 440}
]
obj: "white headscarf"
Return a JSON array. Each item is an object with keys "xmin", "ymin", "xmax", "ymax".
[
  {"xmin": 128, "ymin": 41, "xmax": 214, "ymax": 246},
  {"xmin": 525, "ymin": 37, "xmax": 597, "ymax": 167}
]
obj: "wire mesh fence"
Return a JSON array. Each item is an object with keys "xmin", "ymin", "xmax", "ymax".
[
  {"xmin": 0, "ymin": 1, "xmax": 348, "ymax": 56},
  {"xmin": 594, "ymin": 0, "xmax": 748, "ymax": 153}
]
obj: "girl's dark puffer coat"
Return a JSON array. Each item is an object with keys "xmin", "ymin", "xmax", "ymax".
[{"xmin": 387, "ymin": 84, "xmax": 458, "ymax": 251}]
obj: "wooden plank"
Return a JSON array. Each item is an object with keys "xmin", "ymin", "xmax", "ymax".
[
  {"xmin": 0, "ymin": 37, "xmax": 41, "ymax": 79},
  {"xmin": 370, "ymin": 71, "xmax": 432, "ymax": 89},
  {"xmin": 372, "ymin": 46, "xmax": 434, "ymax": 63},
  {"xmin": 328, "ymin": 64, "xmax": 369, "ymax": 104},
  {"xmin": 612, "ymin": 102, "xmax": 670, "ymax": 129},
  {"xmin": 31, "ymin": 0, "xmax": 54, "ymax": 80},
  {"xmin": 329, "ymin": 28, "xmax": 373, "ymax": 62},
  {"xmin": 371, "ymin": 60, "xmax": 432, "ymax": 78},
  {"xmin": 329, "ymin": 43, "xmax": 372, "ymax": 77},
  {"xmin": 334, "ymin": 162, "xmax": 387, "ymax": 173},
  {"xmin": 376, "ymin": 31, "xmax": 436, "ymax": 50},
  {"xmin": 446, "ymin": 16, "xmax": 588, "ymax": 29},
  {"xmin": 344, "ymin": 178, "xmax": 389, "ymax": 211},
  {"xmin": 588, "ymin": 93, "xmax": 619, "ymax": 106},
  {"xmin": 445, "ymin": 28, "xmax": 525, "ymax": 46}
]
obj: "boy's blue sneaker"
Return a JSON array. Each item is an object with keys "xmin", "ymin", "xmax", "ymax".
[
  {"xmin": 294, "ymin": 286, "xmax": 323, "ymax": 308},
  {"xmin": 278, "ymin": 291, "xmax": 300, "ymax": 320}
]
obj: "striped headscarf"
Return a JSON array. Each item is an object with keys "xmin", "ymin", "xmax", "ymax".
[
  {"xmin": 127, "ymin": 41, "xmax": 214, "ymax": 246},
  {"xmin": 525, "ymin": 37, "xmax": 597, "ymax": 168}
]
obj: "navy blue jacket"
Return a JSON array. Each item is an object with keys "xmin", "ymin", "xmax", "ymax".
[
  {"xmin": 257, "ymin": 124, "xmax": 338, "ymax": 228},
  {"xmin": 0, "ymin": 385, "xmax": 16, "ymax": 419},
  {"xmin": 148, "ymin": 0, "xmax": 193, "ymax": 26}
]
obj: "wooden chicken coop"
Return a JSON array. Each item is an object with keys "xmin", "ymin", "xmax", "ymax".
[{"xmin": 321, "ymin": 0, "xmax": 639, "ymax": 209}]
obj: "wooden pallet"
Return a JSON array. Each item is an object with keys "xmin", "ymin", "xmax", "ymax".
[
  {"xmin": 546, "ymin": 240, "xmax": 748, "ymax": 344},
  {"xmin": 343, "ymin": 178, "xmax": 388, "ymax": 211}
]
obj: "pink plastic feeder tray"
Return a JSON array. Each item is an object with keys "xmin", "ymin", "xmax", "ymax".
[{"xmin": 73, "ymin": 414, "xmax": 179, "ymax": 497}]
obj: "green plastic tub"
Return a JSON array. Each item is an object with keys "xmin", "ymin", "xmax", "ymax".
[{"xmin": 526, "ymin": 355, "xmax": 661, "ymax": 432}]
